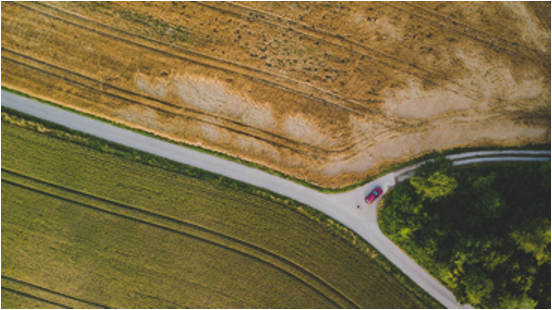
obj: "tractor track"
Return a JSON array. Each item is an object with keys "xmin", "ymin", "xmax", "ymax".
[
  {"xmin": 400, "ymin": 1, "xmax": 541, "ymax": 54},
  {"xmin": 199, "ymin": 1, "xmax": 479, "ymax": 101},
  {"xmin": 2, "ymin": 169, "xmax": 361, "ymax": 309},
  {"xmin": 14, "ymin": 1, "xmax": 374, "ymax": 117},
  {"xmin": 3, "ymin": 52, "xmax": 510, "ymax": 165},
  {"xmin": 1, "ymin": 287, "xmax": 72, "ymax": 309},
  {"xmin": 4, "ymin": 2, "xmax": 509, "ymax": 166},
  {"xmin": 2, "ymin": 48, "xmax": 401, "ymax": 159},
  {"xmin": 2, "ymin": 53, "xmax": 339, "ymax": 159},
  {"xmin": 385, "ymin": 2, "xmax": 550, "ymax": 69},
  {"xmin": 1, "ymin": 276, "xmax": 109, "ymax": 309}
]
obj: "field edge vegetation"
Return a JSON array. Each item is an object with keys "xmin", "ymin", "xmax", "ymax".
[
  {"xmin": 1, "ymin": 106, "xmax": 444, "ymax": 309},
  {"xmin": 2, "ymin": 87, "xmax": 549, "ymax": 193}
]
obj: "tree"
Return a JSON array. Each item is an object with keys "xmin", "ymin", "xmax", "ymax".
[
  {"xmin": 461, "ymin": 266, "xmax": 495, "ymax": 306},
  {"xmin": 414, "ymin": 156, "xmax": 454, "ymax": 178},
  {"xmin": 499, "ymin": 293, "xmax": 538, "ymax": 309},
  {"xmin": 510, "ymin": 218, "xmax": 551, "ymax": 265},
  {"xmin": 410, "ymin": 171, "xmax": 458, "ymax": 201},
  {"xmin": 540, "ymin": 160, "xmax": 550, "ymax": 191},
  {"xmin": 383, "ymin": 160, "xmax": 550, "ymax": 308},
  {"xmin": 475, "ymin": 188, "xmax": 504, "ymax": 219},
  {"xmin": 472, "ymin": 172, "xmax": 495, "ymax": 191}
]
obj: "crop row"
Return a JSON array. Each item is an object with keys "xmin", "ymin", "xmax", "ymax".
[
  {"xmin": 2, "ymin": 168, "xmax": 355, "ymax": 308},
  {"xmin": 2, "ymin": 181, "xmax": 338, "ymax": 308},
  {"xmin": 1, "ymin": 275, "xmax": 105, "ymax": 309},
  {"xmin": 2, "ymin": 121, "xmax": 429, "ymax": 308}
]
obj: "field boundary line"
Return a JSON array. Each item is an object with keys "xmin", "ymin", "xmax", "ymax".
[
  {"xmin": 14, "ymin": 1, "xmax": 370, "ymax": 117},
  {"xmin": 1, "ymin": 275, "xmax": 109, "ymax": 309},
  {"xmin": 1, "ymin": 287, "xmax": 72, "ymax": 309},
  {"xmin": 2, "ymin": 170, "xmax": 360, "ymax": 309}
]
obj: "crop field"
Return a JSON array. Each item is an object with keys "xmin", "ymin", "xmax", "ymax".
[
  {"xmin": 1, "ymin": 111, "xmax": 433, "ymax": 308},
  {"xmin": 1, "ymin": 1, "xmax": 550, "ymax": 189}
]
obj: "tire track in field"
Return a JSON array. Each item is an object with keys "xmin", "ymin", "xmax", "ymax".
[
  {"xmin": 1, "ymin": 287, "xmax": 72, "ymax": 309},
  {"xmin": 398, "ymin": 2, "xmax": 541, "ymax": 55},
  {"xmin": 527, "ymin": 2, "xmax": 551, "ymax": 31},
  {"xmin": 198, "ymin": 1, "xmax": 479, "ymax": 101},
  {"xmin": 13, "ymin": 2, "xmax": 371, "ymax": 117},
  {"xmin": 2, "ymin": 48, "xmax": 395, "ymax": 158},
  {"xmin": 2, "ymin": 53, "xmax": 336, "ymax": 159},
  {"xmin": 4, "ymin": 49, "xmax": 498, "ymax": 165},
  {"xmin": 2, "ymin": 2, "xmax": 472, "ymax": 158},
  {"xmin": 2, "ymin": 170, "xmax": 360, "ymax": 309},
  {"xmin": 6, "ymin": 2, "xmax": 394, "ymax": 155},
  {"xmin": 7, "ymin": 2, "xmax": 488, "ymax": 160},
  {"xmin": 1, "ymin": 179, "xmax": 350, "ymax": 309},
  {"xmin": 385, "ymin": 2, "xmax": 549, "ymax": 69},
  {"xmin": 1, "ymin": 276, "xmax": 109, "ymax": 309}
]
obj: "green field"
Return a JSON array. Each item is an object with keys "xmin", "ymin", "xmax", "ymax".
[{"xmin": 1, "ymin": 110, "xmax": 432, "ymax": 308}]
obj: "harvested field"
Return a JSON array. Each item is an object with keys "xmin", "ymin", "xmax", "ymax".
[
  {"xmin": 1, "ymin": 1, "xmax": 550, "ymax": 188},
  {"xmin": 1, "ymin": 116, "xmax": 430, "ymax": 308}
]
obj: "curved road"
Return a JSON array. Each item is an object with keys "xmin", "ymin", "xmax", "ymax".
[{"xmin": 2, "ymin": 90, "xmax": 550, "ymax": 308}]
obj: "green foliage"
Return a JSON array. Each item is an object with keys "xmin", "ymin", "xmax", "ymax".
[
  {"xmin": 540, "ymin": 160, "xmax": 551, "ymax": 191},
  {"xmin": 499, "ymin": 293, "xmax": 538, "ymax": 309},
  {"xmin": 510, "ymin": 218, "xmax": 551, "ymax": 265},
  {"xmin": 410, "ymin": 157, "xmax": 458, "ymax": 201},
  {"xmin": 410, "ymin": 171, "xmax": 458, "ymax": 202},
  {"xmin": 461, "ymin": 267, "xmax": 495, "ymax": 306},
  {"xmin": 414, "ymin": 156, "xmax": 455, "ymax": 178},
  {"xmin": 2, "ymin": 109, "xmax": 436, "ymax": 308},
  {"xmin": 380, "ymin": 161, "xmax": 551, "ymax": 308}
]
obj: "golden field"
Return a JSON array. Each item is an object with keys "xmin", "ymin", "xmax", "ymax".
[{"xmin": 2, "ymin": 1, "xmax": 550, "ymax": 188}]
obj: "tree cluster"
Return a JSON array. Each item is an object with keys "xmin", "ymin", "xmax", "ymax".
[{"xmin": 380, "ymin": 158, "xmax": 551, "ymax": 308}]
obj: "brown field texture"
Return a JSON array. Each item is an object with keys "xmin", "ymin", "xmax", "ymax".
[
  {"xmin": 1, "ymin": 1, "xmax": 550, "ymax": 188},
  {"xmin": 1, "ymin": 117, "xmax": 429, "ymax": 308}
]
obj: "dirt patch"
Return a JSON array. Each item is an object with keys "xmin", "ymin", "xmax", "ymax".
[
  {"xmin": 2, "ymin": 1, "xmax": 549, "ymax": 188},
  {"xmin": 384, "ymin": 82, "xmax": 471, "ymax": 118}
]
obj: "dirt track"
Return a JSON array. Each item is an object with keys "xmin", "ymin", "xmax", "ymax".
[{"xmin": 1, "ymin": 1, "xmax": 550, "ymax": 188}]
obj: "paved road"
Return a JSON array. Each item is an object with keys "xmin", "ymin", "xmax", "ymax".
[{"xmin": 2, "ymin": 90, "xmax": 550, "ymax": 308}]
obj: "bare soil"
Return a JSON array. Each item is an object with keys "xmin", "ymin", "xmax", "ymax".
[{"xmin": 2, "ymin": 1, "xmax": 550, "ymax": 188}]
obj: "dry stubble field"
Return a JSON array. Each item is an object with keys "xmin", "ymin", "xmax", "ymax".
[{"xmin": 2, "ymin": 1, "xmax": 550, "ymax": 188}]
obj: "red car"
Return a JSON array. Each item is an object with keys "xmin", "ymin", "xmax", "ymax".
[{"xmin": 365, "ymin": 186, "xmax": 383, "ymax": 204}]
